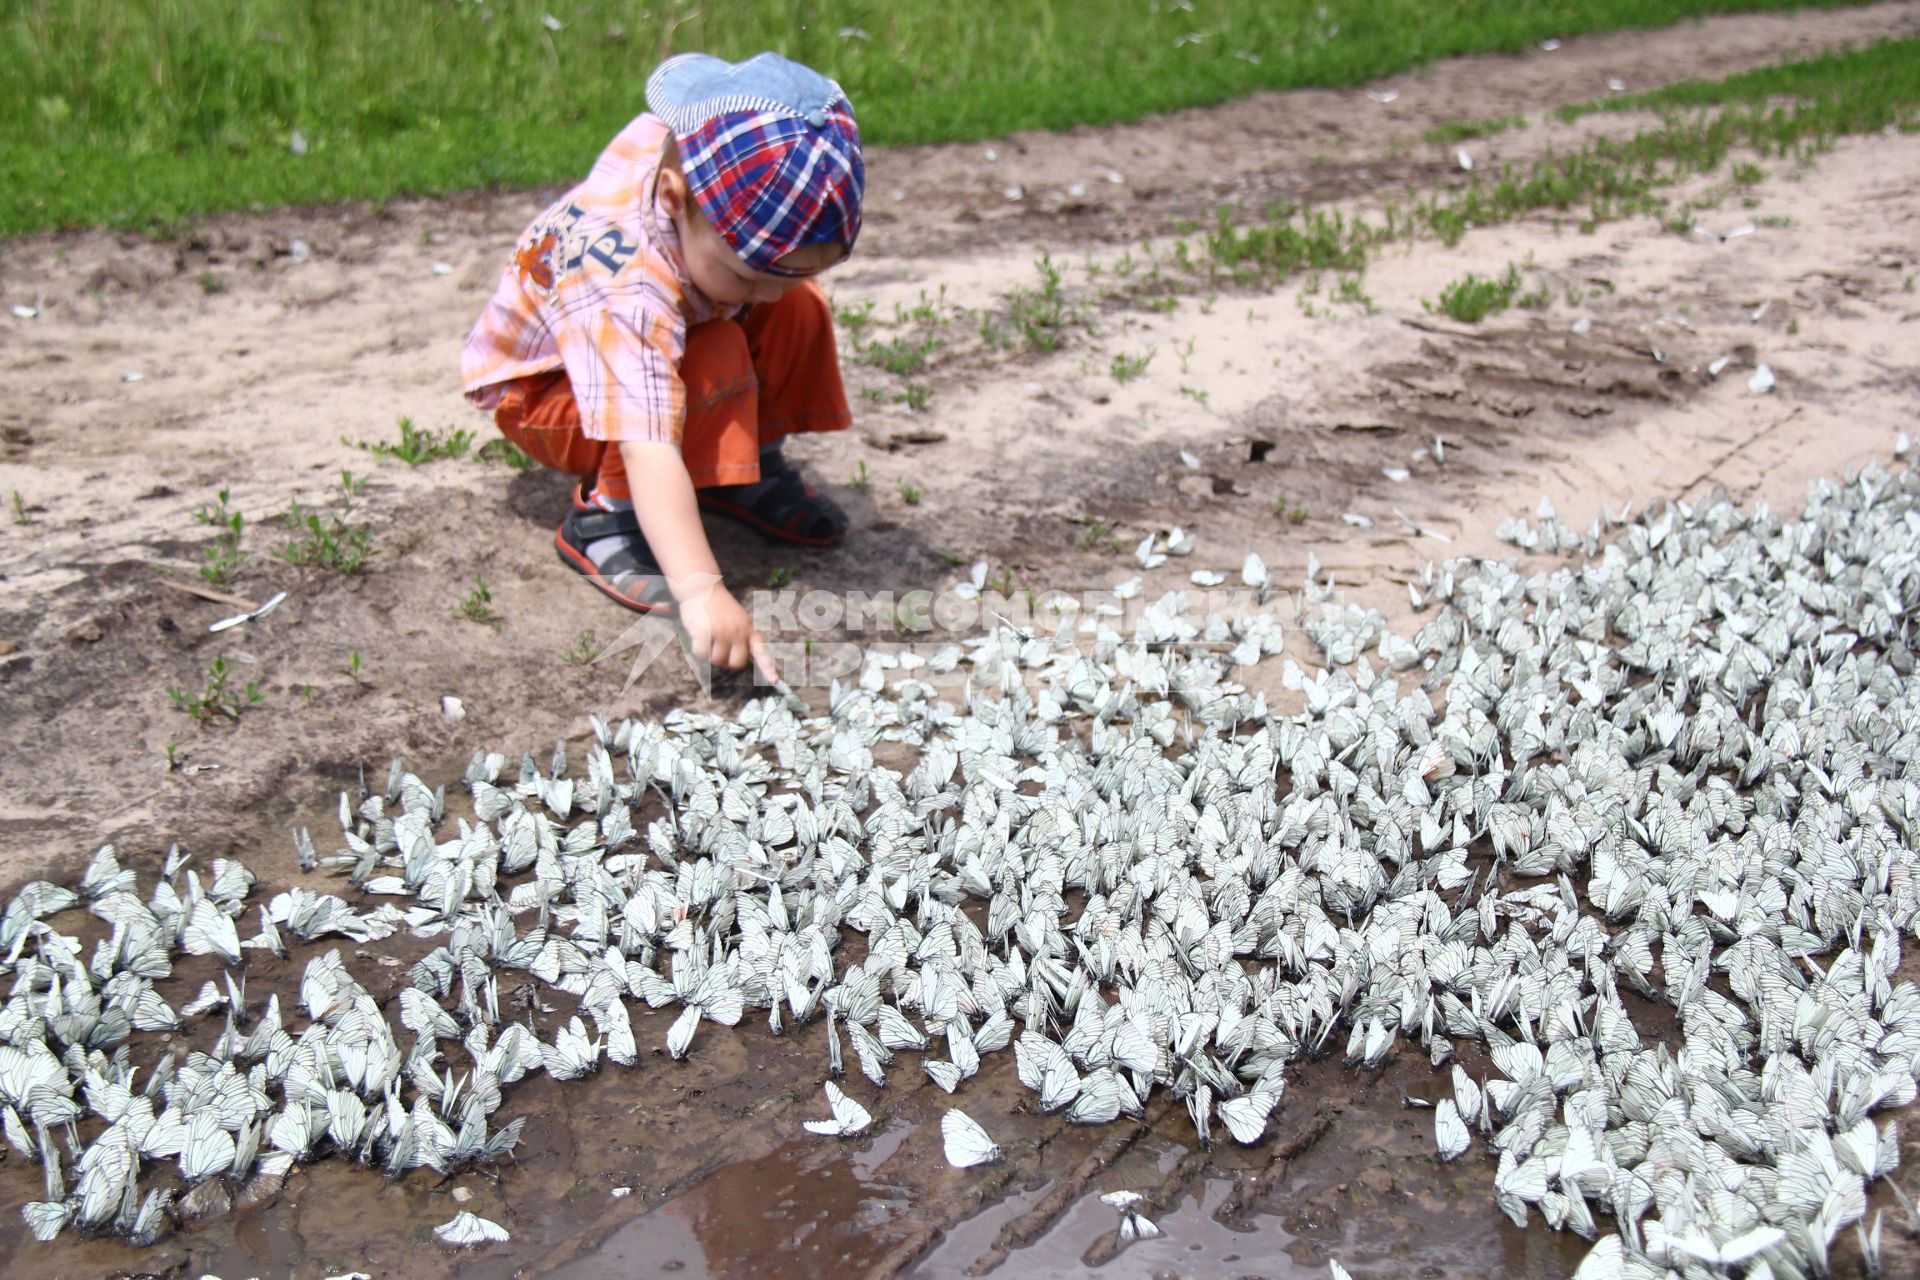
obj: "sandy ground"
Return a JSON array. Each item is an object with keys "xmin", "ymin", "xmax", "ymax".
[{"xmin": 3, "ymin": 4, "xmax": 1920, "ymax": 1277}]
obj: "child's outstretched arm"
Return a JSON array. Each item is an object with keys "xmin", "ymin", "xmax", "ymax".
[{"xmin": 618, "ymin": 440, "xmax": 778, "ymax": 683}]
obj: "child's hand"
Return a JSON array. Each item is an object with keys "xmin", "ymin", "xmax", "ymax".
[{"xmin": 675, "ymin": 580, "xmax": 777, "ymax": 683}]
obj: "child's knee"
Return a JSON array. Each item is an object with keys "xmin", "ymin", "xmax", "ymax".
[{"xmin": 683, "ymin": 319, "xmax": 754, "ymax": 404}]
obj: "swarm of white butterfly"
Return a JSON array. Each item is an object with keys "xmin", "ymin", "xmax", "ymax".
[{"xmin": 8, "ymin": 461, "xmax": 1920, "ymax": 1277}]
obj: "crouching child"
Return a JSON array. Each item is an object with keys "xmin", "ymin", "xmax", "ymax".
[{"xmin": 461, "ymin": 51, "xmax": 864, "ymax": 681}]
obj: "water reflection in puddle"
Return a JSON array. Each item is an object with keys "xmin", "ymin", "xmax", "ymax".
[
  {"xmin": 912, "ymin": 1176, "xmax": 1298, "ymax": 1280},
  {"xmin": 547, "ymin": 1120, "xmax": 915, "ymax": 1280}
]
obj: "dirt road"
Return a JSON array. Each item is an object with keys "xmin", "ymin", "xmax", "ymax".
[{"xmin": 2, "ymin": 4, "xmax": 1918, "ymax": 1276}]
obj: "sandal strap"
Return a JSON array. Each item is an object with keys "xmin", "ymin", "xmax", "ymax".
[
  {"xmin": 567, "ymin": 503, "xmax": 643, "ymax": 542},
  {"xmin": 707, "ymin": 467, "xmax": 846, "ymax": 538}
]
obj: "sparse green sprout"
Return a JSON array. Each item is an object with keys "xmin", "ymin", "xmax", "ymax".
[
  {"xmin": 860, "ymin": 386, "xmax": 888, "ymax": 404},
  {"xmin": 893, "ymin": 383, "xmax": 932, "ymax": 411},
  {"xmin": 562, "ymin": 630, "xmax": 598, "ymax": 666},
  {"xmin": 851, "ymin": 461, "xmax": 871, "ymax": 491},
  {"xmin": 1273, "ymin": 496, "xmax": 1310, "ymax": 525},
  {"xmin": 988, "ymin": 567, "xmax": 1014, "ymax": 597},
  {"xmin": 1074, "ymin": 515, "xmax": 1122, "ymax": 552},
  {"xmin": 476, "ymin": 438, "xmax": 536, "ymax": 470},
  {"xmin": 275, "ymin": 484, "xmax": 373, "ymax": 573},
  {"xmin": 1004, "ymin": 253, "xmax": 1081, "ymax": 353},
  {"xmin": 10, "ymin": 490, "xmax": 32, "ymax": 525},
  {"xmin": 896, "ymin": 285, "xmax": 951, "ymax": 326},
  {"xmin": 1334, "ymin": 275, "xmax": 1375, "ymax": 310},
  {"xmin": 348, "ymin": 416, "xmax": 474, "ymax": 465},
  {"xmin": 198, "ymin": 272, "xmax": 227, "ymax": 295},
  {"xmin": 1731, "ymin": 161, "xmax": 1766, "ymax": 186},
  {"xmin": 341, "ymin": 650, "xmax": 365, "ymax": 683},
  {"xmin": 195, "ymin": 488, "xmax": 248, "ymax": 586},
  {"xmin": 456, "ymin": 575, "xmax": 501, "ymax": 628},
  {"xmin": 1179, "ymin": 386, "xmax": 1211, "ymax": 407},
  {"xmin": 163, "ymin": 740, "xmax": 179, "ymax": 770},
  {"xmin": 832, "ymin": 298, "xmax": 876, "ymax": 338},
  {"xmin": 1109, "ymin": 350, "xmax": 1154, "ymax": 383},
  {"xmin": 862, "ymin": 332, "xmax": 941, "ymax": 376},
  {"xmin": 896, "ymin": 479, "xmax": 923, "ymax": 506},
  {"xmin": 167, "ymin": 655, "xmax": 264, "ymax": 723},
  {"xmin": 768, "ymin": 566, "xmax": 798, "ymax": 589}
]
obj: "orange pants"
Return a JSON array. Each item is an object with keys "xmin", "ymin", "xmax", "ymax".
[{"xmin": 490, "ymin": 282, "xmax": 850, "ymax": 502}]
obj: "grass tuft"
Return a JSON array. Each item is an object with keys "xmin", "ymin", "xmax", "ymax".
[{"xmin": 348, "ymin": 416, "xmax": 474, "ymax": 465}]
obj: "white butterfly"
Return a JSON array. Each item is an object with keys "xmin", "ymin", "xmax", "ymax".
[
  {"xmin": 179, "ymin": 1110, "xmax": 236, "ymax": 1184},
  {"xmin": 666, "ymin": 1004, "xmax": 702, "ymax": 1060},
  {"xmin": 1101, "ymin": 1190, "xmax": 1162, "ymax": 1241},
  {"xmin": 434, "ymin": 1210, "xmax": 511, "ymax": 1246},
  {"xmin": 802, "ymin": 1082, "xmax": 872, "ymax": 1138},
  {"xmin": 1433, "ymin": 1098, "xmax": 1469, "ymax": 1161},
  {"xmin": 183, "ymin": 900, "xmax": 243, "ymax": 966},
  {"xmin": 22, "ymin": 1199, "xmax": 68, "ymax": 1242},
  {"xmin": 941, "ymin": 1109, "xmax": 1000, "ymax": 1168},
  {"xmin": 1665, "ymin": 1226, "xmax": 1785, "ymax": 1266},
  {"xmin": 1219, "ymin": 1090, "xmax": 1278, "ymax": 1146},
  {"xmin": 399, "ymin": 988, "xmax": 460, "ymax": 1041},
  {"xmin": 540, "ymin": 1017, "xmax": 601, "ymax": 1081},
  {"xmin": 596, "ymin": 998, "xmax": 637, "ymax": 1067}
]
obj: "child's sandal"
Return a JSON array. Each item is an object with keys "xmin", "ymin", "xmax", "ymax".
[
  {"xmin": 699, "ymin": 466, "xmax": 848, "ymax": 547},
  {"xmin": 554, "ymin": 500, "xmax": 673, "ymax": 614}
]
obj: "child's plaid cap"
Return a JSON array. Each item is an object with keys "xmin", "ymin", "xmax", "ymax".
[{"xmin": 646, "ymin": 52, "xmax": 864, "ymax": 277}]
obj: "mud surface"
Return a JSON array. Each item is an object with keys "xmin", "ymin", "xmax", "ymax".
[{"xmin": 5, "ymin": 5, "xmax": 1920, "ymax": 1277}]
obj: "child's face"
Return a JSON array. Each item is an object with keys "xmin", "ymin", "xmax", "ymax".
[{"xmin": 663, "ymin": 169, "xmax": 845, "ymax": 307}]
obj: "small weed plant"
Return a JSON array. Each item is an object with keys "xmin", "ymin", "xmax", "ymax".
[
  {"xmin": 562, "ymin": 630, "xmax": 598, "ymax": 665},
  {"xmin": 1110, "ymin": 351, "xmax": 1155, "ymax": 383},
  {"xmin": 457, "ymin": 575, "xmax": 502, "ymax": 628},
  {"xmin": 1273, "ymin": 496, "xmax": 1311, "ymax": 525},
  {"xmin": 276, "ymin": 472, "xmax": 373, "ymax": 573},
  {"xmin": 348, "ymin": 416, "xmax": 474, "ymax": 465},
  {"xmin": 168, "ymin": 655, "xmax": 263, "ymax": 722},
  {"xmin": 194, "ymin": 488, "xmax": 248, "ymax": 586},
  {"xmin": 1429, "ymin": 265, "xmax": 1529, "ymax": 323},
  {"xmin": 475, "ymin": 438, "xmax": 536, "ymax": 470}
]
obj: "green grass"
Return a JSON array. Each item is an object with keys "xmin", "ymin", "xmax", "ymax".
[
  {"xmin": 1, "ymin": 1, "xmax": 1877, "ymax": 233},
  {"xmin": 1424, "ymin": 113, "xmax": 1526, "ymax": 145},
  {"xmin": 1194, "ymin": 34, "xmax": 1920, "ymax": 288},
  {"xmin": 1555, "ymin": 33, "xmax": 1920, "ymax": 122}
]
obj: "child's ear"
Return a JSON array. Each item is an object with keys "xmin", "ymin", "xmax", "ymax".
[{"xmin": 657, "ymin": 167, "xmax": 688, "ymax": 218}]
